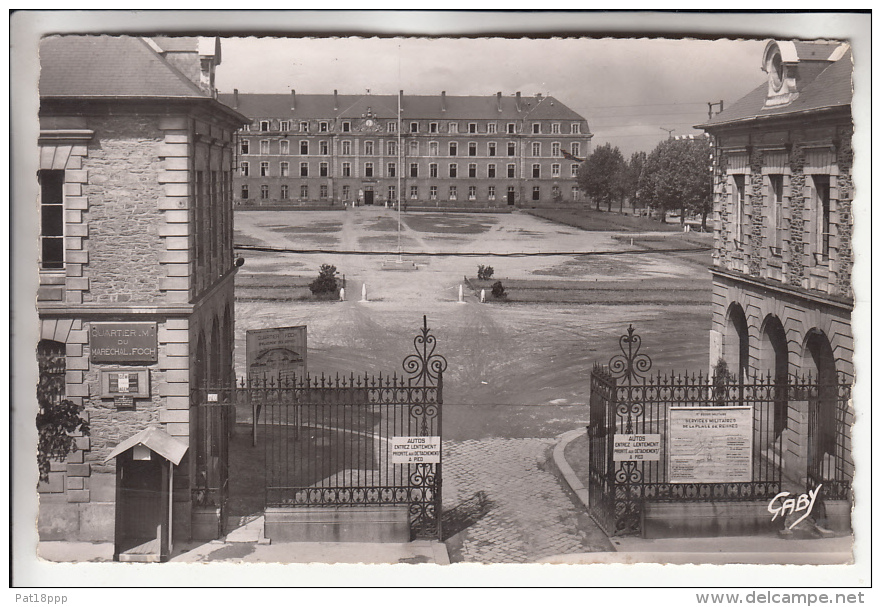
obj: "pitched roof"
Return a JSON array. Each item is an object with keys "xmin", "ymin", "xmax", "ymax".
[
  {"xmin": 699, "ymin": 46, "xmax": 852, "ymax": 129},
  {"xmin": 39, "ymin": 35, "xmax": 208, "ymax": 99},
  {"xmin": 218, "ymin": 92, "xmax": 588, "ymax": 125}
]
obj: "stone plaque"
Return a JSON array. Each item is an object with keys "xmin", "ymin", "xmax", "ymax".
[
  {"xmin": 246, "ymin": 325, "xmax": 307, "ymax": 382},
  {"xmin": 90, "ymin": 322, "xmax": 158, "ymax": 363},
  {"xmin": 668, "ymin": 407, "xmax": 753, "ymax": 483}
]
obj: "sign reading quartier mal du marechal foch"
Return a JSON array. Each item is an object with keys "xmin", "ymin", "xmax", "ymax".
[{"xmin": 90, "ymin": 322, "xmax": 158, "ymax": 363}]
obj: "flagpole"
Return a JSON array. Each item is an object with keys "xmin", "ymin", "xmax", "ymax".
[{"xmin": 397, "ymin": 85, "xmax": 402, "ymax": 261}]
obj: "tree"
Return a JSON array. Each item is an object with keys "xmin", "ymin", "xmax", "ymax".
[
  {"xmin": 308, "ymin": 263, "xmax": 339, "ymax": 296},
  {"xmin": 577, "ymin": 143, "xmax": 626, "ymax": 212},
  {"xmin": 623, "ymin": 151, "xmax": 647, "ymax": 214},
  {"xmin": 638, "ymin": 136, "xmax": 713, "ymax": 229}
]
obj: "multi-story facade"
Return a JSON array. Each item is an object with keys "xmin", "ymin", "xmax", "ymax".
[
  {"xmin": 36, "ymin": 35, "xmax": 247, "ymax": 560},
  {"xmin": 700, "ymin": 40, "xmax": 854, "ymax": 523},
  {"xmin": 217, "ymin": 90, "xmax": 591, "ymax": 208}
]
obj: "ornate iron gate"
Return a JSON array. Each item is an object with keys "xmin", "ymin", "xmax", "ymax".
[{"xmin": 245, "ymin": 316, "xmax": 446, "ymax": 540}]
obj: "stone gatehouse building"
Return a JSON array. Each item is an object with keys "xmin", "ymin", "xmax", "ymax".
[
  {"xmin": 217, "ymin": 90, "xmax": 592, "ymax": 208},
  {"xmin": 36, "ymin": 35, "xmax": 247, "ymax": 560}
]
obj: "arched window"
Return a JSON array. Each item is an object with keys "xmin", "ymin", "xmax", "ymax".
[{"xmin": 724, "ymin": 302, "xmax": 750, "ymax": 381}]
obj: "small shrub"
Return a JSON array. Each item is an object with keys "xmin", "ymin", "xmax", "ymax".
[
  {"xmin": 477, "ymin": 265, "xmax": 495, "ymax": 280},
  {"xmin": 490, "ymin": 280, "xmax": 506, "ymax": 299},
  {"xmin": 309, "ymin": 264, "xmax": 339, "ymax": 296}
]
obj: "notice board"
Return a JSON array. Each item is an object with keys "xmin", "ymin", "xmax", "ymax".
[
  {"xmin": 668, "ymin": 406, "xmax": 753, "ymax": 483},
  {"xmin": 246, "ymin": 325, "xmax": 307, "ymax": 382}
]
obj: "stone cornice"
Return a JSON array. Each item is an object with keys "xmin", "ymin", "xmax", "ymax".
[{"xmin": 710, "ymin": 266, "xmax": 853, "ymax": 312}]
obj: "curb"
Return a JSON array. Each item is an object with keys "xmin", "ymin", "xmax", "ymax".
[{"xmin": 552, "ymin": 428, "xmax": 591, "ymax": 512}]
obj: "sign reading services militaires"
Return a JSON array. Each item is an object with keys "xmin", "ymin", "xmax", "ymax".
[
  {"xmin": 668, "ymin": 407, "xmax": 753, "ymax": 483},
  {"xmin": 90, "ymin": 322, "xmax": 158, "ymax": 363},
  {"xmin": 613, "ymin": 433, "xmax": 661, "ymax": 461},
  {"xmin": 391, "ymin": 436, "xmax": 441, "ymax": 464},
  {"xmin": 246, "ymin": 325, "xmax": 307, "ymax": 382}
]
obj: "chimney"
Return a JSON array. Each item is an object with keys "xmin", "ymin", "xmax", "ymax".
[
  {"xmin": 535, "ymin": 93, "xmax": 543, "ymax": 102},
  {"xmin": 233, "ymin": 88, "xmax": 239, "ymax": 109},
  {"xmin": 515, "ymin": 91, "xmax": 522, "ymax": 112},
  {"xmin": 334, "ymin": 90, "xmax": 339, "ymax": 111},
  {"xmin": 399, "ymin": 89, "xmax": 404, "ymax": 111},
  {"xmin": 441, "ymin": 91, "xmax": 446, "ymax": 112},
  {"xmin": 497, "ymin": 91, "xmax": 503, "ymax": 112},
  {"xmin": 291, "ymin": 89, "xmax": 296, "ymax": 111}
]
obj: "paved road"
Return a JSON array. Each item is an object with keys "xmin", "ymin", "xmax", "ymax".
[{"xmin": 443, "ymin": 437, "xmax": 613, "ymax": 563}]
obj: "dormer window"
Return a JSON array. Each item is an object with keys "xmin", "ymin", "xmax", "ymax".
[{"xmin": 762, "ymin": 41, "xmax": 799, "ymax": 108}]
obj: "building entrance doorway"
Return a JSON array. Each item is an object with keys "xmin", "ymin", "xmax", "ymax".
[{"xmin": 364, "ymin": 187, "xmax": 375, "ymax": 205}]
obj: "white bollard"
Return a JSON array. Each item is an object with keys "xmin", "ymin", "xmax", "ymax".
[
  {"xmin": 339, "ymin": 287, "xmax": 345, "ymax": 301},
  {"xmin": 458, "ymin": 284, "xmax": 464, "ymax": 303},
  {"xmin": 480, "ymin": 289, "xmax": 486, "ymax": 303},
  {"xmin": 361, "ymin": 283, "xmax": 368, "ymax": 302}
]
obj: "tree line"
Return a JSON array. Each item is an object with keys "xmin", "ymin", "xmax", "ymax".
[{"xmin": 576, "ymin": 135, "xmax": 713, "ymax": 230}]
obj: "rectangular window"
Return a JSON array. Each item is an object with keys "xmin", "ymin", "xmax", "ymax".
[
  {"xmin": 260, "ymin": 120, "xmax": 270, "ymax": 132},
  {"xmin": 449, "ymin": 186, "xmax": 457, "ymax": 200},
  {"xmin": 300, "ymin": 140, "xmax": 309, "ymax": 155},
  {"xmin": 552, "ymin": 123, "xmax": 560, "ymax": 134},
  {"xmin": 320, "ymin": 162, "xmax": 328, "ymax": 177},
  {"xmin": 768, "ymin": 174, "xmax": 785, "ymax": 253},
  {"xmin": 342, "ymin": 185, "xmax": 350, "ymax": 200},
  {"xmin": 260, "ymin": 140, "xmax": 270, "ymax": 154},
  {"xmin": 449, "ymin": 163, "xmax": 457, "ymax": 178},
  {"xmin": 280, "ymin": 162, "xmax": 289, "ymax": 177},
  {"xmin": 320, "ymin": 184, "xmax": 328, "ymax": 199},
  {"xmin": 242, "ymin": 185, "xmax": 249, "ymax": 200},
  {"xmin": 365, "ymin": 162, "xmax": 374, "ymax": 177},
  {"xmin": 320, "ymin": 141, "xmax": 329, "ymax": 155},
  {"xmin": 430, "ymin": 186, "xmax": 438, "ymax": 200},
  {"xmin": 240, "ymin": 139, "xmax": 249, "ymax": 155},
  {"xmin": 365, "ymin": 141, "xmax": 374, "ymax": 155},
  {"xmin": 319, "ymin": 122, "xmax": 328, "ymax": 132},
  {"xmin": 281, "ymin": 184, "xmax": 289, "ymax": 200},
  {"xmin": 488, "ymin": 142, "xmax": 496, "ymax": 156},
  {"xmin": 532, "ymin": 164, "xmax": 541, "ymax": 179},
  {"xmin": 813, "ymin": 175, "xmax": 831, "ymax": 260},
  {"xmin": 449, "ymin": 142, "xmax": 457, "ymax": 156},
  {"xmin": 387, "ymin": 141, "xmax": 397, "ymax": 156},
  {"xmin": 388, "ymin": 185, "xmax": 396, "ymax": 202},
  {"xmin": 506, "ymin": 123, "xmax": 515, "ymax": 134},
  {"xmin": 261, "ymin": 184, "xmax": 269, "ymax": 200},
  {"xmin": 572, "ymin": 186, "xmax": 580, "ymax": 201},
  {"xmin": 468, "ymin": 163, "xmax": 477, "ymax": 178},
  {"xmin": 571, "ymin": 142, "xmax": 580, "ymax": 157},
  {"xmin": 733, "ymin": 174, "xmax": 746, "ymax": 243},
  {"xmin": 469, "ymin": 123, "xmax": 477, "ymax": 134},
  {"xmin": 507, "ymin": 142, "xmax": 516, "ymax": 156},
  {"xmin": 299, "ymin": 121, "xmax": 308, "ymax": 132},
  {"xmin": 409, "ymin": 140, "xmax": 419, "ymax": 155},
  {"xmin": 410, "ymin": 122, "xmax": 419, "ymax": 133},
  {"xmin": 39, "ymin": 170, "xmax": 64, "ymax": 269},
  {"xmin": 571, "ymin": 123, "xmax": 581, "ymax": 134},
  {"xmin": 429, "ymin": 163, "xmax": 438, "ymax": 178},
  {"xmin": 488, "ymin": 164, "xmax": 496, "ymax": 178},
  {"xmin": 410, "ymin": 186, "xmax": 418, "ymax": 200},
  {"xmin": 532, "ymin": 186, "xmax": 540, "ymax": 201},
  {"xmin": 430, "ymin": 122, "xmax": 438, "ymax": 133},
  {"xmin": 488, "ymin": 123, "xmax": 497, "ymax": 134},
  {"xmin": 552, "ymin": 163, "xmax": 560, "ymax": 177},
  {"xmin": 468, "ymin": 142, "xmax": 477, "ymax": 157},
  {"xmin": 280, "ymin": 121, "xmax": 291, "ymax": 132},
  {"xmin": 300, "ymin": 162, "xmax": 309, "ymax": 177},
  {"xmin": 532, "ymin": 123, "xmax": 541, "ymax": 134},
  {"xmin": 388, "ymin": 122, "xmax": 397, "ymax": 133},
  {"xmin": 410, "ymin": 163, "xmax": 419, "ymax": 178},
  {"xmin": 532, "ymin": 142, "xmax": 541, "ymax": 156},
  {"xmin": 280, "ymin": 140, "xmax": 290, "ymax": 155},
  {"xmin": 552, "ymin": 142, "xmax": 561, "ymax": 157},
  {"xmin": 342, "ymin": 140, "xmax": 352, "ymax": 155},
  {"xmin": 429, "ymin": 141, "xmax": 439, "ymax": 157},
  {"xmin": 507, "ymin": 164, "xmax": 515, "ymax": 178},
  {"xmin": 388, "ymin": 162, "xmax": 396, "ymax": 178},
  {"xmin": 240, "ymin": 161, "xmax": 249, "ymax": 177},
  {"xmin": 571, "ymin": 164, "xmax": 579, "ymax": 178},
  {"xmin": 342, "ymin": 121, "xmax": 351, "ymax": 132},
  {"xmin": 260, "ymin": 161, "xmax": 270, "ymax": 177},
  {"xmin": 468, "ymin": 185, "xmax": 477, "ymax": 200},
  {"xmin": 342, "ymin": 162, "xmax": 351, "ymax": 177},
  {"xmin": 449, "ymin": 123, "xmax": 458, "ymax": 134},
  {"xmin": 488, "ymin": 185, "xmax": 496, "ymax": 200},
  {"xmin": 300, "ymin": 184, "xmax": 308, "ymax": 198}
]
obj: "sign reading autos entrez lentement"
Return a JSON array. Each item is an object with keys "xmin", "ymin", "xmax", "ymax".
[
  {"xmin": 391, "ymin": 436, "xmax": 441, "ymax": 464},
  {"xmin": 613, "ymin": 434, "xmax": 661, "ymax": 461},
  {"xmin": 668, "ymin": 406, "xmax": 753, "ymax": 483},
  {"xmin": 90, "ymin": 322, "xmax": 157, "ymax": 363}
]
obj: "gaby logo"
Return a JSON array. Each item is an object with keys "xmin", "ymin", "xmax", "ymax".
[{"xmin": 768, "ymin": 485, "xmax": 822, "ymax": 530}]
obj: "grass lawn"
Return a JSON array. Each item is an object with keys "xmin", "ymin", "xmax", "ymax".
[{"xmin": 525, "ymin": 207, "xmax": 683, "ymax": 232}]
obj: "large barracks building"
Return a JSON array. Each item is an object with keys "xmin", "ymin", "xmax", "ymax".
[
  {"xmin": 217, "ymin": 90, "xmax": 592, "ymax": 208},
  {"xmin": 36, "ymin": 35, "xmax": 247, "ymax": 560}
]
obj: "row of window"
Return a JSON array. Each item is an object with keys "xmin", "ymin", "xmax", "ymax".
[
  {"xmin": 241, "ymin": 139, "xmax": 582, "ymax": 158},
  {"xmin": 730, "ymin": 173, "xmax": 833, "ymax": 259},
  {"xmin": 241, "ymin": 161, "xmax": 580, "ymax": 179},
  {"xmin": 242, "ymin": 183, "xmax": 581, "ymax": 202},
  {"xmin": 247, "ymin": 120, "xmax": 583, "ymax": 135}
]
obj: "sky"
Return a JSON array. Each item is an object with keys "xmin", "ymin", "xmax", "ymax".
[{"xmin": 215, "ymin": 36, "xmax": 768, "ymax": 157}]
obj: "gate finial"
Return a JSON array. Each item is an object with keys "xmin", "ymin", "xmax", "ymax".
[
  {"xmin": 404, "ymin": 316, "xmax": 448, "ymax": 387},
  {"xmin": 608, "ymin": 324, "xmax": 652, "ymax": 385}
]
